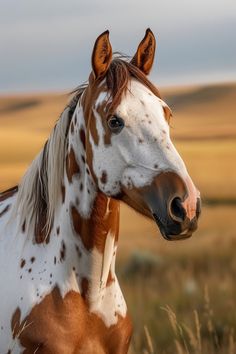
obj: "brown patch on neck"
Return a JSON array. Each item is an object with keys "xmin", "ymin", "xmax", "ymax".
[
  {"xmin": 71, "ymin": 193, "xmax": 119, "ymax": 252},
  {"xmin": 0, "ymin": 186, "xmax": 18, "ymax": 202},
  {"xmin": 16, "ymin": 286, "xmax": 132, "ymax": 353},
  {"xmin": 66, "ymin": 146, "xmax": 81, "ymax": 183}
]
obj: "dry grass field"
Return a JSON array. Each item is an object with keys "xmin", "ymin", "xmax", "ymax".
[{"xmin": 0, "ymin": 82, "xmax": 236, "ymax": 353}]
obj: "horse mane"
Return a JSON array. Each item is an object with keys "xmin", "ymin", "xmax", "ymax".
[
  {"xmin": 11, "ymin": 55, "xmax": 161, "ymax": 241},
  {"xmin": 10, "ymin": 89, "xmax": 84, "ymax": 240}
]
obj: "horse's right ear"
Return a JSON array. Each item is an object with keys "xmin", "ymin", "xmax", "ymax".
[{"xmin": 92, "ymin": 30, "xmax": 112, "ymax": 80}]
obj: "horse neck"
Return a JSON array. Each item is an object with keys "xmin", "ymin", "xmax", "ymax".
[{"xmin": 61, "ymin": 105, "xmax": 120, "ymax": 299}]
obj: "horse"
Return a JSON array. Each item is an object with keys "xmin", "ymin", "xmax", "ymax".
[{"xmin": 0, "ymin": 29, "xmax": 201, "ymax": 353}]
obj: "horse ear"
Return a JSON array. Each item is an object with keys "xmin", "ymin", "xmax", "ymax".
[
  {"xmin": 92, "ymin": 30, "xmax": 112, "ymax": 79},
  {"xmin": 131, "ymin": 28, "xmax": 156, "ymax": 75}
]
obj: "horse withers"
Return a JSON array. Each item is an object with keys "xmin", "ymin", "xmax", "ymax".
[{"xmin": 0, "ymin": 29, "xmax": 200, "ymax": 353}]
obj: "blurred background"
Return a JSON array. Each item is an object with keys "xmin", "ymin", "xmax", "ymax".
[{"xmin": 0, "ymin": 0, "xmax": 236, "ymax": 353}]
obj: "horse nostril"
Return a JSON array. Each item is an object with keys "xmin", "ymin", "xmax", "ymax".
[{"xmin": 169, "ymin": 197, "xmax": 186, "ymax": 223}]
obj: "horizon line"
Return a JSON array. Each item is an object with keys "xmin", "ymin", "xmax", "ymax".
[{"xmin": 0, "ymin": 76, "xmax": 236, "ymax": 97}]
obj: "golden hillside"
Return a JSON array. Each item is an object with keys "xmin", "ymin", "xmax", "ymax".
[{"xmin": 0, "ymin": 82, "xmax": 235, "ymax": 199}]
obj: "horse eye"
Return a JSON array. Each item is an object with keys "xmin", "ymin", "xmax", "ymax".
[{"xmin": 107, "ymin": 115, "xmax": 124, "ymax": 134}]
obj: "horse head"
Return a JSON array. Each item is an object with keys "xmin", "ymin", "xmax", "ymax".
[{"xmin": 80, "ymin": 29, "xmax": 201, "ymax": 240}]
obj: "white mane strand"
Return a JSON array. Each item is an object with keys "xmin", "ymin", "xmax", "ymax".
[{"xmin": 11, "ymin": 106, "xmax": 72, "ymax": 238}]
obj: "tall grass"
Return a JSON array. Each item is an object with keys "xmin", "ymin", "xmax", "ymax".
[
  {"xmin": 119, "ymin": 245, "xmax": 236, "ymax": 354},
  {"xmin": 129, "ymin": 293, "xmax": 235, "ymax": 354}
]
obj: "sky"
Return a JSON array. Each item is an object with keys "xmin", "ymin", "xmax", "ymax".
[{"xmin": 0, "ymin": 0, "xmax": 236, "ymax": 93}]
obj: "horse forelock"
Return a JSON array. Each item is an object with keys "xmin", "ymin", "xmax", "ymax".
[{"xmin": 105, "ymin": 57, "xmax": 161, "ymax": 111}]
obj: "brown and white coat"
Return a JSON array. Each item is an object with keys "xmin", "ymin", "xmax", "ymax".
[{"xmin": 0, "ymin": 29, "xmax": 200, "ymax": 353}]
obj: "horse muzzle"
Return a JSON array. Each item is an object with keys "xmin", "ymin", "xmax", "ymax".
[
  {"xmin": 144, "ymin": 172, "xmax": 201, "ymax": 240},
  {"xmin": 121, "ymin": 171, "xmax": 201, "ymax": 241}
]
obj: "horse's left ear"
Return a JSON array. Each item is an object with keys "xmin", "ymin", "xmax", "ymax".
[
  {"xmin": 92, "ymin": 30, "xmax": 112, "ymax": 79},
  {"xmin": 131, "ymin": 28, "xmax": 156, "ymax": 75}
]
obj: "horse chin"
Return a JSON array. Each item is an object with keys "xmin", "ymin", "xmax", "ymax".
[
  {"xmin": 151, "ymin": 212, "xmax": 193, "ymax": 241},
  {"xmin": 159, "ymin": 230, "xmax": 193, "ymax": 241}
]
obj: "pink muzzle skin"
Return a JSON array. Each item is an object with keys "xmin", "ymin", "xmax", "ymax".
[{"xmin": 182, "ymin": 174, "xmax": 201, "ymax": 221}]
